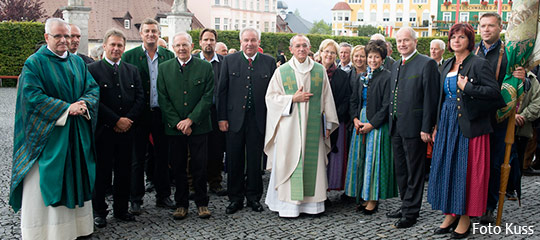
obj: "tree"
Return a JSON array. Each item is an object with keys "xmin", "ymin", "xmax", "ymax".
[
  {"xmin": 294, "ymin": 9, "xmax": 301, "ymax": 17},
  {"xmin": 309, "ymin": 20, "xmax": 332, "ymax": 35},
  {"xmin": 356, "ymin": 25, "xmax": 383, "ymax": 37},
  {"xmin": 0, "ymin": 0, "xmax": 47, "ymax": 21}
]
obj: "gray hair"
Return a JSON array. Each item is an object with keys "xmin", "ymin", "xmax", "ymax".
[
  {"xmin": 370, "ymin": 33, "xmax": 385, "ymax": 41},
  {"xmin": 103, "ymin": 28, "xmax": 126, "ymax": 44},
  {"xmin": 430, "ymin": 39, "xmax": 445, "ymax": 51},
  {"xmin": 173, "ymin": 32, "xmax": 193, "ymax": 44},
  {"xmin": 216, "ymin": 42, "xmax": 228, "ymax": 49},
  {"xmin": 45, "ymin": 18, "xmax": 71, "ymax": 34},
  {"xmin": 239, "ymin": 26, "xmax": 261, "ymax": 41},
  {"xmin": 90, "ymin": 45, "xmax": 104, "ymax": 59},
  {"xmin": 289, "ymin": 34, "xmax": 311, "ymax": 47},
  {"xmin": 69, "ymin": 24, "xmax": 81, "ymax": 32},
  {"xmin": 397, "ymin": 27, "xmax": 417, "ymax": 40},
  {"xmin": 339, "ymin": 42, "xmax": 352, "ymax": 50}
]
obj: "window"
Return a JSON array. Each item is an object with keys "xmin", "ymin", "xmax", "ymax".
[
  {"xmin": 348, "ymin": 0, "xmax": 361, "ymax": 3},
  {"xmin": 383, "ymin": 11, "xmax": 390, "ymax": 22},
  {"xmin": 224, "ymin": 0, "xmax": 228, "ymax": 5},
  {"xmin": 397, "ymin": 0, "xmax": 403, "ymax": 3},
  {"xmin": 396, "ymin": 12, "xmax": 403, "ymax": 22},
  {"xmin": 443, "ymin": 12, "xmax": 451, "ymax": 21},
  {"xmin": 422, "ymin": 31, "xmax": 429, "ymax": 37},
  {"xmin": 460, "ymin": 12, "xmax": 469, "ymax": 22},
  {"xmin": 264, "ymin": 22, "xmax": 269, "ymax": 32},
  {"xmin": 243, "ymin": 0, "xmax": 246, "ymax": 9},
  {"xmin": 250, "ymin": 20, "xmax": 253, "ymax": 27},
  {"xmin": 124, "ymin": 19, "xmax": 130, "ymax": 29},
  {"xmin": 236, "ymin": 0, "xmax": 239, "ymax": 8},
  {"xmin": 506, "ymin": 12, "xmax": 511, "ymax": 22},
  {"xmin": 409, "ymin": 11, "xmax": 416, "ymax": 22},
  {"xmin": 215, "ymin": 18, "xmax": 221, "ymax": 30},
  {"xmin": 235, "ymin": 19, "xmax": 240, "ymax": 30},
  {"xmin": 338, "ymin": 12, "xmax": 343, "ymax": 21},
  {"xmin": 224, "ymin": 18, "xmax": 229, "ymax": 30},
  {"xmin": 344, "ymin": 13, "xmax": 350, "ymax": 21},
  {"xmin": 333, "ymin": 13, "xmax": 337, "ymax": 21},
  {"xmin": 357, "ymin": 12, "xmax": 364, "ymax": 21},
  {"xmin": 384, "ymin": 0, "xmax": 389, "ymax": 3},
  {"xmin": 265, "ymin": 0, "xmax": 269, "ymax": 11},
  {"xmin": 250, "ymin": 1, "xmax": 253, "ymax": 10},
  {"xmin": 413, "ymin": 0, "xmax": 427, "ymax": 3},
  {"xmin": 370, "ymin": 11, "xmax": 377, "ymax": 22},
  {"xmin": 422, "ymin": 11, "xmax": 430, "ymax": 26},
  {"xmin": 242, "ymin": 19, "xmax": 247, "ymax": 28},
  {"xmin": 215, "ymin": 0, "xmax": 220, "ymax": 5},
  {"xmin": 271, "ymin": 21, "xmax": 275, "ymax": 32},
  {"xmin": 371, "ymin": 0, "xmax": 376, "ymax": 3},
  {"xmin": 257, "ymin": 21, "xmax": 260, "ymax": 29}
]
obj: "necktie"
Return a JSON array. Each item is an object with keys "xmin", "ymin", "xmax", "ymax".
[
  {"xmin": 182, "ymin": 63, "xmax": 186, "ymax": 68},
  {"xmin": 248, "ymin": 58, "xmax": 253, "ymax": 67},
  {"xmin": 114, "ymin": 63, "xmax": 118, "ymax": 72},
  {"xmin": 402, "ymin": 59, "xmax": 406, "ymax": 65}
]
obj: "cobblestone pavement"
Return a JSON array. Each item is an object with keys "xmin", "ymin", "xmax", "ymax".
[{"xmin": 0, "ymin": 88, "xmax": 539, "ymax": 239}]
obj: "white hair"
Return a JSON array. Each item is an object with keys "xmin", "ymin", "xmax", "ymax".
[
  {"xmin": 45, "ymin": 18, "xmax": 70, "ymax": 34},
  {"xmin": 289, "ymin": 34, "xmax": 311, "ymax": 47},
  {"xmin": 216, "ymin": 42, "xmax": 228, "ymax": 49},
  {"xmin": 173, "ymin": 32, "xmax": 193, "ymax": 44},
  {"xmin": 239, "ymin": 26, "xmax": 261, "ymax": 41},
  {"xmin": 431, "ymin": 39, "xmax": 446, "ymax": 51},
  {"xmin": 397, "ymin": 27, "xmax": 417, "ymax": 40},
  {"xmin": 370, "ymin": 33, "xmax": 385, "ymax": 41}
]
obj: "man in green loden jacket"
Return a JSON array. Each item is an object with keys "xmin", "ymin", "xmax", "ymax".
[{"xmin": 157, "ymin": 32, "xmax": 214, "ymax": 220}]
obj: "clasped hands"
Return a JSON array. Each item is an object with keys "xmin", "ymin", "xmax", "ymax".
[
  {"xmin": 114, "ymin": 117, "xmax": 133, "ymax": 133},
  {"xmin": 353, "ymin": 118, "xmax": 373, "ymax": 134},
  {"xmin": 68, "ymin": 100, "xmax": 88, "ymax": 116},
  {"xmin": 177, "ymin": 118, "xmax": 193, "ymax": 136}
]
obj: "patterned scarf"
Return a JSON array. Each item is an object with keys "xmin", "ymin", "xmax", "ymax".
[
  {"xmin": 326, "ymin": 63, "xmax": 337, "ymax": 81},
  {"xmin": 361, "ymin": 65, "xmax": 384, "ymax": 87}
]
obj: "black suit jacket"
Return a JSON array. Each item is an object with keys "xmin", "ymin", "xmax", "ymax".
[
  {"xmin": 329, "ymin": 67, "xmax": 351, "ymax": 122},
  {"xmin": 389, "ymin": 52, "xmax": 440, "ymax": 137},
  {"xmin": 474, "ymin": 41, "xmax": 507, "ymax": 87},
  {"xmin": 217, "ymin": 52, "xmax": 277, "ymax": 134},
  {"xmin": 88, "ymin": 60, "xmax": 145, "ymax": 134},
  {"xmin": 350, "ymin": 69, "xmax": 391, "ymax": 129},
  {"xmin": 437, "ymin": 54, "xmax": 505, "ymax": 138},
  {"xmin": 77, "ymin": 53, "xmax": 94, "ymax": 64},
  {"xmin": 193, "ymin": 53, "xmax": 224, "ymax": 103}
]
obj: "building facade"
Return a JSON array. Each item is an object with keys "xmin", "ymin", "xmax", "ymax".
[
  {"xmin": 187, "ymin": 0, "xmax": 278, "ymax": 32},
  {"xmin": 331, "ymin": 0, "xmax": 439, "ymax": 37},
  {"xmin": 435, "ymin": 0, "xmax": 511, "ymax": 35}
]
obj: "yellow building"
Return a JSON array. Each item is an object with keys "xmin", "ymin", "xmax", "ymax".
[{"xmin": 331, "ymin": 0, "xmax": 439, "ymax": 37}]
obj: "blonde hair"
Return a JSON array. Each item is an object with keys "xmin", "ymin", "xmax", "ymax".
[
  {"xmin": 318, "ymin": 39, "xmax": 339, "ymax": 54},
  {"xmin": 351, "ymin": 45, "xmax": 366, "ymax": 68}
]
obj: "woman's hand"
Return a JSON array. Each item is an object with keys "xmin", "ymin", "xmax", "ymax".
[
  {"xmin": 457, "ymin": 74, "xmax": 468, "ymax": 90},
  {"xmin": 359, "ymin": 123, "xmax": 374, "ymax": 134},
  {"xmin": 353, "ymin": 118, "xmax": 361, "ymax": 131}
]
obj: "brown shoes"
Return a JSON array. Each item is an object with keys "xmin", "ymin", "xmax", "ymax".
[
  {"xmin": 198, "ymin": 206, "xmax": 211, "ymax": 219},
  {"xmin": 172, "ymin": 207, "xmax": 188, "ymax": 220}
]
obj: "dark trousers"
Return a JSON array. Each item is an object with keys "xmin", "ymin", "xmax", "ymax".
[
  {"xmin": 508, "ymin": 136, "xmax": 528, "ymax": 193},
  {"xmin": 392, "ymin": 135, "xmax": 426, "ymax": 219},
  {"xmin": 93, "ymin": 129, "xmax": 133, "ymax": 217},
  {"xmin": 226, "ymin": 110, "xmax": 264, "ymax": 203},
  {"xmin": 487, "ymin": 120, "xmax": 509, "ymax": 211},
  {"xmin": 169, "ymin": 134, "xmax": 209, "ymax": 208},
  {"xmin": 131, "ymin": 109, "xmax": 170, "ymax": 204},
  {"xmin": 207, "ymin": 105, "xmax": 225, "ymax": 189}
]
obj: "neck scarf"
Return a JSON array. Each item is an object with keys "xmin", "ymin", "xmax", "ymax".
[
  {"xmin": 361, "ymin": 65, "xmax": 384, "ymax": 87},
  {"xmin": 326, "ymin": 63, "xmax": 337, "ymax": 81}
]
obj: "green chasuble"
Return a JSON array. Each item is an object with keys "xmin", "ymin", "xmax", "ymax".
[
  {"xmin": 279, "ymin": 62, "xmax": 325, "ymax": 201},
  {"xmin": 9, "ymin": 45, "xmax": 99, "ymax": 212}
]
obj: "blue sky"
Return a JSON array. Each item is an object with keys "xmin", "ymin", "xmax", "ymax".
[{"xmin": 283, "ymin": 0, "xmax": 335, "ymax": 23}]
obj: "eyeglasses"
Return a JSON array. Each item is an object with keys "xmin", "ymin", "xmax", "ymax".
[
  {"xmin": 323, "ymin": 50, "xmax": 336, "ymax": 55},
  {"xmin": 48, "ymin": 34, "xmax": 71, "ymax": 40}
]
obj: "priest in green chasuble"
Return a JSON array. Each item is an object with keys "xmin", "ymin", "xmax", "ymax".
[
  {"xmin": 9, "ymin": 18, "xmax": 99, "ymax": 239},
  {"xmin": 264, "ymin": 35, "xmax": 339, "ymax": 217}
]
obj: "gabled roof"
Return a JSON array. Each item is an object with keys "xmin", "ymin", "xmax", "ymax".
[
  {"xmin": 41, "ymin": 0, "xmax": 204, "ymax": 41},
  {"xmin": 331, "ymin": 2, "xmax": 352, "ymax": 11},
  {"xmin": 284, "ymin": 12, "xmax": 313, "ymax": 34}
]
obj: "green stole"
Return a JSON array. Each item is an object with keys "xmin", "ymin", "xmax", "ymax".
[{"xmin": 279, "ymin": 62, "xmax": 325, "ymax": 201}]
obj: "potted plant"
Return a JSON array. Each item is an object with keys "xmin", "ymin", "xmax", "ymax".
[
  {"xmin": 494, "ymin": 0, "xmax": 498, "ymax": 5},
  {"xmin": 462, "ymin": 1, "xmax": 468, "ymax": 7},
  {"xmin": 481, "ymin": 0, "xmax": 488, "ymax": 6},
  {"xmin": 444, "ymin": 0, "xmax": 451, "ymax": 7},
  {"xmin": 473, "ymin": 14, "xmax": 478, "ymax": 20},
  {"xmin": 508, "ymin": 0, "xmax": 513, "ymax": 6}
]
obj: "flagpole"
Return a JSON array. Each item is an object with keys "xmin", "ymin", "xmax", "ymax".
[
  {"xmin": 498, "ymin": 0, "xmax": 502, "ymax": 16},
  {"xmin": 456, "ymin": 0, "xmax": 460, "ymax": 23},
  {"xmin": 496, "ymin": 107, "xmax": 516, "ymax": 226}
]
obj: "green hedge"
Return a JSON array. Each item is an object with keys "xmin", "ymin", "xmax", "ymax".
[
  {"xmin": 189, "ymin": 30, "xmax": 503, "ymax": 63},
  {"xmin": 0, "ymin": 21, "xmax": 44, "ymax": 87}
]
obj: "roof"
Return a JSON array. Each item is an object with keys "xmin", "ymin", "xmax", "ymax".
[
  {"xmin": 276, "ymin": 15, "xmax": 292, "ymax": 33},
  {"xmin": 284, "ymin": 12, "xmax": 313, "ymax": 34},
  {"xmin": 331, "ymin": 2, "xmax": 352, "ymax": 11},
  {"xmin": 41, "ymin": 0, "xmax": 204, "ymax": 41}
]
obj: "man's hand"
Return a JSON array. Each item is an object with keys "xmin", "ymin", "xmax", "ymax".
[
  {"xmin": 359, "ymin": 123, "xmax": 374, "ymax": 134},
  {"xmin": 513, "ymin": 67, "xmax": 526, "ymax": 81},
  {"xmin": 326, "ymin": 129, "xmax": 330, "ymax": 139},
  {"xmin": 353, "ymin": 118, "xmax": 361, "ymax": 131},
  {"xmin": 218, "ymin": 120, "xmax": 229, "ymax": 132},
  {"xmin": 457, "ymin": 74, "xmax": 468, "ymax": 91},
  {"xmin": 431, "ymin": 125, "xmax": 437, "ymax": 142},
  {"xmin": 68, "ymin": 101, "xmax": 87, "ymax": 115},
  {"xmin": 420, "ymin": 131, "xmax": 432, "ymax": 143},
  {"xmin": 183, "ymin": 127, "xmax": 193, "ymax": 136},
  {"xmin": 292, "ymin": 86, "xmax": 313, "ymax": 103},
  {"xmin": 115, "ymin": 117, "xmax": 133, "ymax": 132},
  {"xmin": 176, "ymin": 118, "xmax": 193, "ymax": 133},
  {"xmin": 515, "ymin": 114, "xmax": 525, "ymax": 127}
]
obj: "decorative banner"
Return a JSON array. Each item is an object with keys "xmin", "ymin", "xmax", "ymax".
[{"xmin": 497, "ymin": 0, "xmax": 539, "ymax": 121}]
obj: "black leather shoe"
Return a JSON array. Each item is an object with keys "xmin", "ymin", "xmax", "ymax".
[
  {"xmin": 225, "ymin": 201, "xmax": 243, "ymax": 214},
  {"xmin": 247, "ymin": 200, "xmax": 263, "ymax": 212},
  {"xmin": 451, "ymin": 225, "xmax": 471, "ymax": 239},
  {"xmin": 94, "ymin": 216, "xmax": 107, "ymax": 228},
  {"xmin": 394, "ymin": 217, "xmax": 417, "ymax": 228},
  {"xmin": 156, "ymin": 197, "xmax": 175, "ymax": 209},
  {"xmin": 114, "ymin": 212, "xmax": 136, "ymax": 222},
  {"xmin": 129, "ymin": 202, "xmax": 142, "ymax": 215},
  {"xmin": 434, "ymin": 217, "xmax": 460, "ymax": 234},
  {"xmin": 386, "ymin": 209, "xmax": 402, "ymax": 218},
  {"xmin": 362, "ymin": 203, "xmax": 378, "ymax": 215}
]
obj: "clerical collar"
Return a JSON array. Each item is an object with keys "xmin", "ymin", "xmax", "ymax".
[
  {"xmin": 177, "ymin": 55, "xmax": 192, "ymax": 66},
  {"xmin": 402, "ymin": 49, "xmax": 418, "ymax": 62},
  {"xmin": 243, "ymin": 51, "xmax": 258, "ymax": 61},
  {"xmin": 200, "ymin": 52, "xmax": 219, "ymax": 63},
  {"xmin": 291, "ymin": 56, "xmax": 312, "ymax": 73},
  {"xmin": 47, "ymin": 46, "xmax": 68, "ymax": 59},
  {"xmin": 104, "ymin": 56, "xmax": 121, "ymax": 66}
]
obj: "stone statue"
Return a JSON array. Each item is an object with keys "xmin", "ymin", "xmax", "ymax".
[
  {"xmin": 172, "ymin": 0, "xmax": 187, "ymax": 13},
  {"xmin": 67, "ymin": 0, "xmax": 84, "ymax": 6}
]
